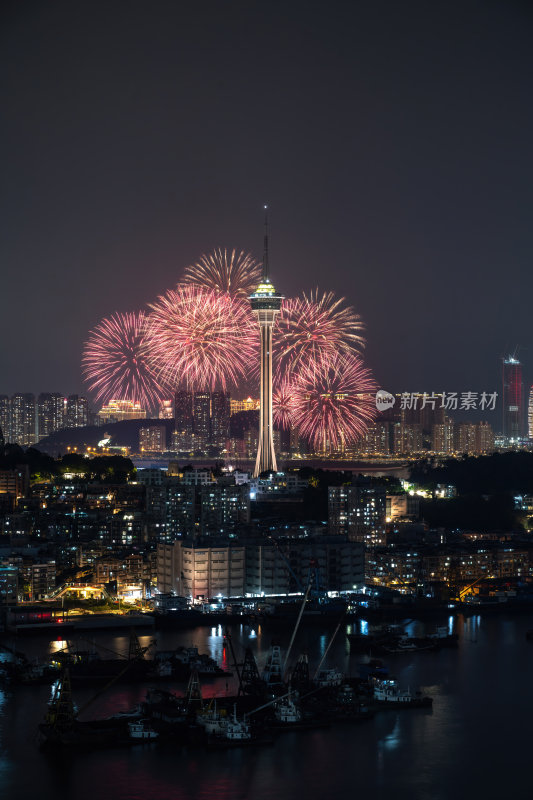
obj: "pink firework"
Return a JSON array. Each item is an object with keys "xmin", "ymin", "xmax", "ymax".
[
  {"xmin": 291, "ymin": 352, "xmax": 377, "ymax": 452},
  {"xmin": 82, "ymin": 311, "xmax": 165, "ymax": 408},
  {"xmin": 274, "ymin": 290, "xmax": 365, "ymax": 379},
  {"xmin": 145, "ymin": 284, "xmax": 258, "ymax": 391},
  {"xmin": 183, "ymin": 248, "xmax": 262, "ymax": 298},
  {"xmin": 273, "ymin": 377, "xmax": 295, "ymax": 430}
]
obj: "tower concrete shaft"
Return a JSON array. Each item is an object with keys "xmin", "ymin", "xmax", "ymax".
[
  {"xmin": 249, "ymin": 210, "xmax": 283, "ymax": 477},
  {"xmin": 255, "ymin": 310, "xmax": 278, "ymax": 475}
]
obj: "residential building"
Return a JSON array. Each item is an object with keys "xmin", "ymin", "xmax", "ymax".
[
  {"xmin": 139, "ymin": 425, "xmax": 166, "ymax": 453},
  {"xmin": 66, "ymin": 395, "xmax": 89, "ymax": 428}
]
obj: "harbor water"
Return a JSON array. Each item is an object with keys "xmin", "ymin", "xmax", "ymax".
[{"xmin": 1, "ymin": 613, "xmax": 532, "ymax": 800}]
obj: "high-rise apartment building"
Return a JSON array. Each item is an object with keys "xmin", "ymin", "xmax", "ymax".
[
  {"xmin": 193, "ymin": 392, "xmax": 211, "ymax": 446},
  {"xmin": 174, "ymin": 391, "xmax": 193, "ymax": 435},
  {"xmin": 392, "ymin": 422, "xmax": 423, "ymax": 454},
  {"xmin": 37, "ymin": 393, "xmax": 66, "ymax": 439},
  {"xmin": 503, "ymin": 356, "xmax": 523, "ymax": 439},
  {"xmin": 0, "ymin": 396, "xmax": 9, "ymax": 442},
  {"xmin": 10, "ymin": 394, "xmax": 36, "ymax": 446},
  {"xmin": 328, "ymin": 483, "xmax": 387, "ymax": 545},
  {"xmin": 200, "ymin": 484, "xmax": 250, "ymax": 534},
  {"xmin": 139, "ymin": 425, "xmax": 166, "ymax": 453},
  {"xmin": 66, "ymin": 395, "xmax": 89, "ymax": 428},
  {"xmin": 211, "ymin": 392, "xmax": 230, "ymax": 447},
  {"xmin": 432, "ymin": 416, "xmax": 454, "ymax": 454},
  {"xmin": 455, "ymin": 423, "xmax": 477, "ymax": 454},
  {"xmin": 476, "ymin": 422, "xmax": 495, "ymax": 453}
]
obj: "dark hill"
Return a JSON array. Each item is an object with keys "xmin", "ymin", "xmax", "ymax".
[{"xmin": 36, "ymin": 419, "xmax": 176, "ymax": 456}]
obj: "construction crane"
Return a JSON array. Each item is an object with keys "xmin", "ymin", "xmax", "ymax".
[{"xmin": 456, "ymin": 574, "xmax": 494, "ymax": 602}]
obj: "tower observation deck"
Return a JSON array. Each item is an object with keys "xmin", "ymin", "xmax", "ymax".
[{"xmin": 249, "ymin": 210, "xmax": 283, "ymax": 477}]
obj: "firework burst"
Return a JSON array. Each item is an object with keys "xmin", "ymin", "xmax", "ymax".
[
  {"xmin": 145, "ymin": 284, "xmax": 257, "ymax": 391},
  {"xmin": 82, "ymin": 311, "xmax": 165, "ymax": 408},
  {"xmin": 273, "ymin": 376, "xmax": 295, "ymax": 430},
  {"xmin": 273, "ymin": 290, "xmax": 365, "ymax": 379},
  {"xmin": 290, "ymin": 351, "xmax": 377, "ymax": 452},
  {"xmin": 183, "ymin": 248, "xmax": 262, "ymax": 298}
]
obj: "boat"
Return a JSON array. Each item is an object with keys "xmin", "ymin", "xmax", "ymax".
[
  {"xmin": 128, "ymin": 719, "xmax": 159, "ymax": 740},
  {"xmin": 206, "ymin": 705, "xmax": 253, "ymax": 746},
  {"xmin": 142, "ymin": 688, "xmax": 188, "ymax": 727},
  {"xmin": 372, "ymin": 678, "xmax": 432, "ymax": 708},
  {"xmin": 273, "ymin": 693, "xmax": 302, "ymax": 724},
  {"xmin": 156, "ymin": 645, "xmax": 231, "ymax": 678},
  {"xmin": 326, "ymin": 684, "xmax": 374, "ymax": 722},
  {"xmin": 196, "ymin": 701, "xmax": 228, "ymax": 734},
  {"xmin": 382, "ymin": 636, "xmax": 436, "ymax": 654}
]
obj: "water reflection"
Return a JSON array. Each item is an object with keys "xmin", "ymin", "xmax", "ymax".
[{"xmin": 4, "ymin": 615, "xmax": 533, "ymax": 800}]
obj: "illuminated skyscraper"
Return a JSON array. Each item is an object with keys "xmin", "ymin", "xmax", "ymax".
[
  {"xmin": 10, "ymin": 393, "xmax": 36, "ymax": 446},
  {"xmin": 37, "ymin": 393, "xmax": 66, "ymax": 439},
  {"xmin": 174, "ymin": 391, "xmax": 193, "ymax": 435},
  {"xmin": 502, "ymin": 356, "xmax": 523, "ymax": 440},
  {"xmin": 193, "ymin": 391, "xmax": 211, "ymax": 447},
  {"xmin": 211, "ymin": 391, "xmax": 230, "ymax": 447},
  {"xmin": 66, "ymin": 395, "xmax": 89, "ymax": 428},
  {"xmin": 139, "ymin": 425, "xmax": 166, "ymax": 453},
  {"xmin": 0, "ymin": 396, "xmax": 9, "ymax": 442},
  {"xmin": 249, "ymin": 210, "xmax": 283, "ymax": 476},
  {"xmin": 528, "ymin": 387, "xmax": 533, "ymax": 440}
]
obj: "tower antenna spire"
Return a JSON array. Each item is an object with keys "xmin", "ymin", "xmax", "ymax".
[{"xmin": 263, "ymin": 205, "xmax": 269, "ymax": 281}]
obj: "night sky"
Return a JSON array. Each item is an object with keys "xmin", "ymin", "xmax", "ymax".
[{"xmin": 1, "ymin": 0, "xmax": 532, "ymax": 403}]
